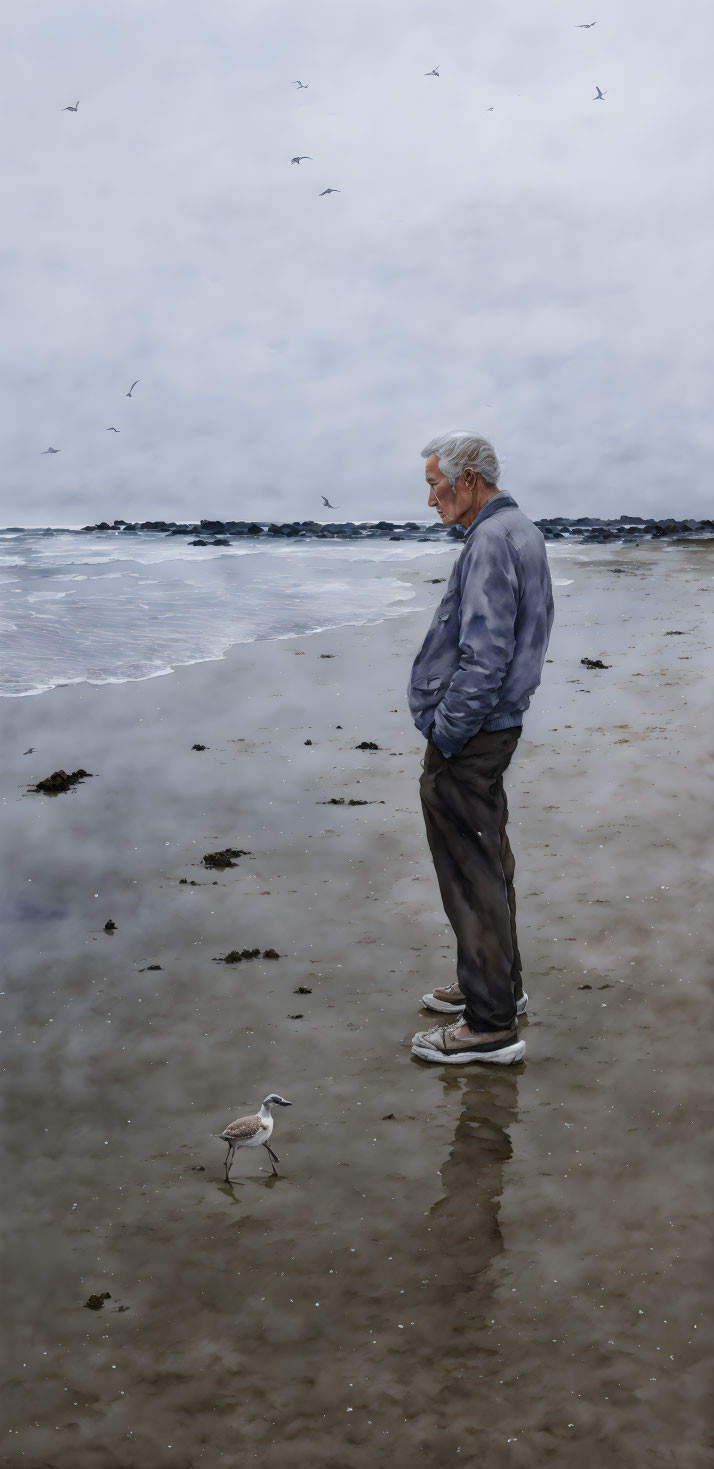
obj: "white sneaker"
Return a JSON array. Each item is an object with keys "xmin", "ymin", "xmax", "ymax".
[{"xmin": 422, "ymin": 983, "xmax": 528, "ymax": 1017}]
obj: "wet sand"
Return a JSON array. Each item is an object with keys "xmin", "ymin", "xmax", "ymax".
[{"xmin": 1, "ymin": 541, "xmax": 712, "ymax": 1468}]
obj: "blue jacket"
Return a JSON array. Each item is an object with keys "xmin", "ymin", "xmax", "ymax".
[{"xmin": 407, "ymin": 493, "xmax": 554, "ymax": 757}]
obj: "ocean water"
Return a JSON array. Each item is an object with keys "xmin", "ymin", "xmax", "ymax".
[{"xmin": 0, "ymin": 529, "xmax": 583, "ymax": 698}]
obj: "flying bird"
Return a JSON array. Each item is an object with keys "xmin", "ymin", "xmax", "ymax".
[
  {"xmin": 321, "ymin": 496, "xmax": 340, "ymax": 508},
  {"xmin": 41, "ymin": 447, "xmax": 60, "ymax": 454},
  {"xmin": 292, "ymin": 80, "xmax": 309, "ymax": 89},
  {"xmin": 219, "ymin": 1094, "xmax": 292, "ymax": 1180},
  {"xmin": 593, "ymin": 86, "xmax": 607, "ymax": 100},
  {"xmin": 23, "ymin": 747, "xmax": 35, "ymax": 755},
  {"xmin": 576, "ymin": 22, "xmax": 597, "ymax": 28},
  {"xmin": 106, "ymin": 426, "xmax": 120, "ymax": 433},
  {"xmin": 62, "ymin": 100, "xmax": 79, "ymax": 112},
  {"xmin": 126, "ymin": 380, "xmax": 139, "ymax": 397},
  {"xmin": 425, "ymin": 67, "xmax": 440, "ymax": 77},
  {"xmin": 319, "ymin": 187, "xmax": 340, "ymax": 196},
  {"xmin": 291, "ymin": 155, "xmax": 312, "ymax": 164}
]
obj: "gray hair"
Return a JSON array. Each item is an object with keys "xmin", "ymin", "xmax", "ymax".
[{"xmin": 421, "ymin": 431, "xmax": 501, "ymax": 489}]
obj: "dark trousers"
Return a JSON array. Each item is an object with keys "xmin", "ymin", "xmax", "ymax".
[{"xmin": 419, "ymin": 725, "xmax": 523, "ymax": 1033}]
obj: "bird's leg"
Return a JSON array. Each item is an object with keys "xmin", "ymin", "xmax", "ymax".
[
  {"xmin": 263, "ymin": 1141, "xmax": 279, "ymax": 1174},
  {"xmin": 224, "ymin": 1143, "xmax": 234, "ymax": 1180}
]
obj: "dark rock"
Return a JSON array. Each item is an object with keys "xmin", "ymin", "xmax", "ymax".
[
  {"xmin": 389, "ymin": 535, "xmax": 404, "ymax": 541},
  {"xmin": 202, "ymin": 848, "xmax": 249, "ymax": 868},
  {"xmin": 263, "ymin": 948, "xmax": 280, "ymax": 959},
  {"xmin": 382, "ymin": 1113, "xmax": 396, "ymax": 1120},
  {"xmin": 104, "ymin": 920, "xmax": 116, "ymax": 933},
  {"xmin": 295, "ymin": 986, "xmax": 312, "ymax": 994},
  {"xmin": 190, "ymin": 539, "xmax": 208, "ymax": 547},
  {"xmin": 192, "ymin": 743, "xmax": 207, "ymax": 751},
  {"xmin": 288, "ymin": 1013, "xmax": 304, "ymax": 1019},
  {"xmin": 222, "ymin": 951, "xmax": 243, "ymax": 963},
  {"xmin": 200, "ymin": 520, "xmax": 227, "ymax": 533},
  {"xmin": 581, "ymin": 657, "xmax": 611, "ymax": 670},
  {"xmin": 179, "ymin": 878, "xmax": 188, "ymax": 883},
  {"xmin": 192, "ymin": 1165, "xmax": 205, "ymax": 1172},
  {"xmin": 33, "ymin": 768, "xmax": 93, "ymax": 795},
  {"xmin": 578, "ymin": 984, "xmax": 592, "ymax": 991},
  {"xmin": 84, "ymin": 1292, "xmax": 111, "ymax": 1310},
  {"xmin": 304, "ymin": 738, "xmax": 312, "ymax": 745},
  {"xmin": 355, "ymin": 741, "xmax": 380, "ymax": 750},
  {"xmin": 429, "ymin": 578, "xmax": 445, "ymax": 584},
  {"xmin": 146, "ymin": 964, "xmax": 162, "ymax": 971},
  {"xmin": 664, "ymin": 630, "xmax": 685, "ymax": 635},
  {"xmin": 319, "ymin": 653, "xmax": 335, "ymax": 658},
  {"xmin": 211, "ymin": 538, "xmax": 231, "ymax": 546}
]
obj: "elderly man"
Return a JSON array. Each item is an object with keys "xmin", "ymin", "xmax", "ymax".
[{"xmin": 408, "ymin": 432, "xmax": 554, "ymax": 1066}]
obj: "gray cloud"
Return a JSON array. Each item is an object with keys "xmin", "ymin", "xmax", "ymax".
[{"xmin": 0, "ymin": 0, "xmax": 712, "ymax": 524}]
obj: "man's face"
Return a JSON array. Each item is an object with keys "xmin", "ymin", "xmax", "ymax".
[{"xmin": 424, "ymin": 453, "xmax": 473, "ymax": 526}]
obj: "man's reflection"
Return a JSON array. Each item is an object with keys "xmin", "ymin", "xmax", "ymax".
[{"xmin": 429, "ymin": 1068, "xmax": 519, "ymax": 1283}]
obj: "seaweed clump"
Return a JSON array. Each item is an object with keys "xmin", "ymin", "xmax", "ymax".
[
  {"xmin": 84, "ymin": 1292, "xmax": 111, "ymax": 1310},
  {"xmin": 33, "ymin": 769, "xmax": 93, "ymax": 795},
  {"xmin": 202, "ymin": 848, "xmax": 249, "ymax": 869}
]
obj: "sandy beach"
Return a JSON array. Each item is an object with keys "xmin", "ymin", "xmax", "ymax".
[{"xmin": 1, "ymin": 539, "xmax": 712, "ymax": 1468}]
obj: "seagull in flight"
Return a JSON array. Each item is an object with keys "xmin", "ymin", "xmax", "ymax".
[
  {"xmin": 321, "ymin": 496, "xmax": 340, "ymax": 509},
  {"xmin": 106, "ymin": 426, "xmax": 120, "ymax": 433},
  {"xmin": 126, "ymin": 380, "xmax": 140, "ymax": 397},
  {"xmin": 292, "ymin": 80, "xmax": 309, "ymax": 89},
  {"xmin": 319, "ymin": 187, "xmax": 340, "ymax": 196},
  {"xmin": 62, "ymin": 100, "xmax": 79, "ymax": 112},
  {"xmin": 291, "ymin": 155, "xmax": 312, "ymax": 165},
  {"xmin": 424, "ymin": 67, "xmax": 440, "ymax": 77},
  {"xmin": 23, "ymin": 747, "xmax": 35, "ymax": 755},
  {"xmin": 41, "ymin": 446, "xmax": 60, "ymax": 454},
  {"xmin": 593, "ymin": 86, "xmax": 607, "ymax": 100},
  {"xmin": 576, "ymin": 22, "xmax": 597, "ymax": 28}
]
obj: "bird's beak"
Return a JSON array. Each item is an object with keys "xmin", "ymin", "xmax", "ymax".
[{"xmin": 279, "ymin": 1099, "xmax": 292, "ymax": 1106}]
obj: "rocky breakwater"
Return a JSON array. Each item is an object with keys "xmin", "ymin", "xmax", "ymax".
[{"xmin": 77, "ymin": 515, "xmax": 714, "ymax": 544}]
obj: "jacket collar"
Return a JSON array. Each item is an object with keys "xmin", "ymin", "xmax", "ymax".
[{"xmin": 463, "ymin": 491, "xmax": 518, "ymax": 541}]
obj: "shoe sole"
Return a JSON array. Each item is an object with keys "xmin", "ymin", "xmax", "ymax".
[
  {"xmin": 411, "ymin": 1039, "xmax": 526, "ymax": 1066},
  {"xmin": 422, "ymin": 991, "xmax": 528, "ymax": 1016}
]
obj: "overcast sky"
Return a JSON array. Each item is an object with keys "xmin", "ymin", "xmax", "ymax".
[{"xmin": 1, "ymin": 0, "xmax": 712, "ymax": 526}]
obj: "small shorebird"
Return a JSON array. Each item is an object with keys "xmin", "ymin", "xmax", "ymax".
[
  {"xmin": 593, "ymin": 86, "xmax": 607, "ymax": 100},
  {"xmin": 62, "ymin": 100, "xmax": 80, "ymax": 112},
  {"xmin": 291, "ymin": 155, "xmax": 312, "ymax": 164},
  {"xmin": 126, "ymin": 380, "xmax": 140, "ymax": 398},
  {"xmin": 425, "ymin": 67, "xmax": 440, "ymax": 77},
  {"xmin": 319, "ymin": 187, "xmax": 340, "ymax": 196},
  {"xmin": 41, "ymin": 446, "xmax": 60, "ymax": 454},
  {"xmin": 219, "ymin": 1094, "xmax": 291, "ymax": 1179}
]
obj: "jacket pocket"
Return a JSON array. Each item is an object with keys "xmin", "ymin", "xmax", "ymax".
[
  {"xmin": 410, "ymin": 672, "xmax": 449, "ymax": 693},
  {"xmin": 436, "ymin": 588, "xmax": 458, "ymax": 622}
]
